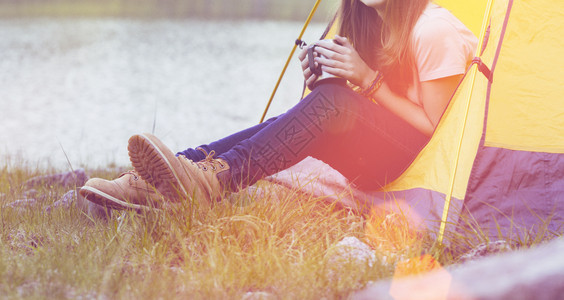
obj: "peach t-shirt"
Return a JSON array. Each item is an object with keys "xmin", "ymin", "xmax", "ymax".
[{"xmin": 406, "ymin": 3, "xmax": 478, "ymax": 106}]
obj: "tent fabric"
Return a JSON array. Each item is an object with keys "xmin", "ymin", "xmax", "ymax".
[
  {"xmin": 266, "ymin": 156, "xmax": 460, "ymax": 234},
  {"xmin": 462, "ymin": 148, "xmax": 564, "ymax": 239},
  {"xmin": 268, "ymin": 0, "xmax": 564, "ymax": 241},
  {"xmin": 484, "ymin": 0, "xmax": 564, "ymax": 153},
  {"xmin": 460, "ymin": 0, "xmax": 564, "ymax": 239}
]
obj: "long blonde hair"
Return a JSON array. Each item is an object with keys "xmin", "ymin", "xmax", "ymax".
[{"xmin": 338, "ymin": 0, "xmax": 429, "ymax": 95}]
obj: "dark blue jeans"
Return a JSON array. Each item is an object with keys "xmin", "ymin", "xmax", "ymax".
[{"xmin": 177, "ymin": 83, "xmax": 429, "ymax": 191}]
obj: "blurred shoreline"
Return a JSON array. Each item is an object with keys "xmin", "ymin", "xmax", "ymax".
[
  {"xmin": 0, "ymin": 0, "xmax": 338, "ymax": 21},
  {"xmin": 0, "ymin": 18, "xmax": 327, "ymax": 170}
]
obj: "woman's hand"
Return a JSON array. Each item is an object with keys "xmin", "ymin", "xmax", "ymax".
[
  {"xmin": 313, "ymin": 35, "xmax": 377, "ymax": 88},
  {"xmin": 298, "ymin": 46, "xmax": 318, "ymax": 90}
]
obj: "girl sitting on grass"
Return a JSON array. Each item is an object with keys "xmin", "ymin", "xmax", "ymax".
[{"xmin": 80, "ymin": 0, "xmax": 477, "ymax": 210}]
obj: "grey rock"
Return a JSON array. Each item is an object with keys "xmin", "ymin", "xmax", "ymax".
[
  {"xmin": 6, "ymin": 193, "xmax": 53, "ymax": 211},
  {"xmin": 7, "ymin": 198, "xmax": 39, "ymax": 209},
  {"xmin": 458, "ymin": 240, "xmax": 512, "ymax": 264},
  {"xmin": 46, "ymin": 189, "xmax": 76, "ymax": 211},
  {"xmin": 24, "ymin": 168, "xmax": 88, "ymax": 189},
  {"xmin": 352, "ymin": 237, "xmax": 564, "ymax": 300},
  {"xmin": 26, "ymin": 189, "xmax": 57, "ymax": 202},
  {"xmin": 6, "ymin": 190, "xmax": 57, "ymax": 211},
  {"xmin": 23, "ymin": 189, "xmax": 38, "ymax": 198},
  {"xmin": 47, "ymin": 189, "xmax": 110, "ymax": 219}
]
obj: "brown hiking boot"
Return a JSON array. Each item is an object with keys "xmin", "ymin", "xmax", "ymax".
[
  {"xmin": 127, "ymin": 133, "xmax": 230, "ymax": 207},
  {"xmin": 79, "ymin": 170, "xmax": 164, "ymax": 211}
]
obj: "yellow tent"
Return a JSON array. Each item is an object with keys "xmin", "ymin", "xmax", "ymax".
[{"xmin": 292, "ymin": 0, "xmax": 564, "ymax": 242}]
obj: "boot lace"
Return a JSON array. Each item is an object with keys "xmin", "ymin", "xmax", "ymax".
[
  {"xmin": 194, "ymin": 147, "xmax": 226, "ymax": 172},
  {"xmin": 119, "ymin": 170, "xmax": 139, "ymax": 180}
]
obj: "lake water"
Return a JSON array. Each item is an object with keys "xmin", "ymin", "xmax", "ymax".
[{"xmin": 0, "ymin": 19, "xmax": 326, "ymax": 170}]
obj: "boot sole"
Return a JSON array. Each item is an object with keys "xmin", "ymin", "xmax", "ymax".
[
  {"xmin": 128, "ymin": 133, "xmax": 189, "ymax": 201},
  {"xmin": 80, "ymin": 186, "xmax": 154, "ymax": 212}
]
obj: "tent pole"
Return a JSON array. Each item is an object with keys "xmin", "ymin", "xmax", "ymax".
[
  {"xmin": 437, "ymin": 0, "xmax": 495, "ymax": 245},
  {"xmin": 259, "ymin": 0, "xmax": 323, "ymax": 123}
]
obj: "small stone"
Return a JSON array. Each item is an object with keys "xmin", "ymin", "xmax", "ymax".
[
  {"xmin": 7, "ymin": 229, "xmax": 45, "ymax": 253},
  {"xmin": 241, "ymin": 291, "xmax": 276, "ymax": 300},
  {"xmin": 327, "ymin": 237, "xmax": 376, "ymax": 268},
  {"xmin": 458, "ymin": 240, "xmax": 512, "ymax": 263},
  {"xmin": 325, "ymin": 237, "xmax": 376, "ymax": 284}
]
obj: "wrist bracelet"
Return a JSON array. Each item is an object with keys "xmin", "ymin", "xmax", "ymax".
[
  {"xmin": 349, "ymin": 71, "xmax": 384, "ymax": 102},
  {"xmin": 361, "ymin": 71, "xmax": 384, "ymax": 97}
]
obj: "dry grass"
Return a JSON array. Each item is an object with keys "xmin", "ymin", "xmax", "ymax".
[{"xmin": 0, "ymin": 158, "xmax": 560, "ymax": 299}]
